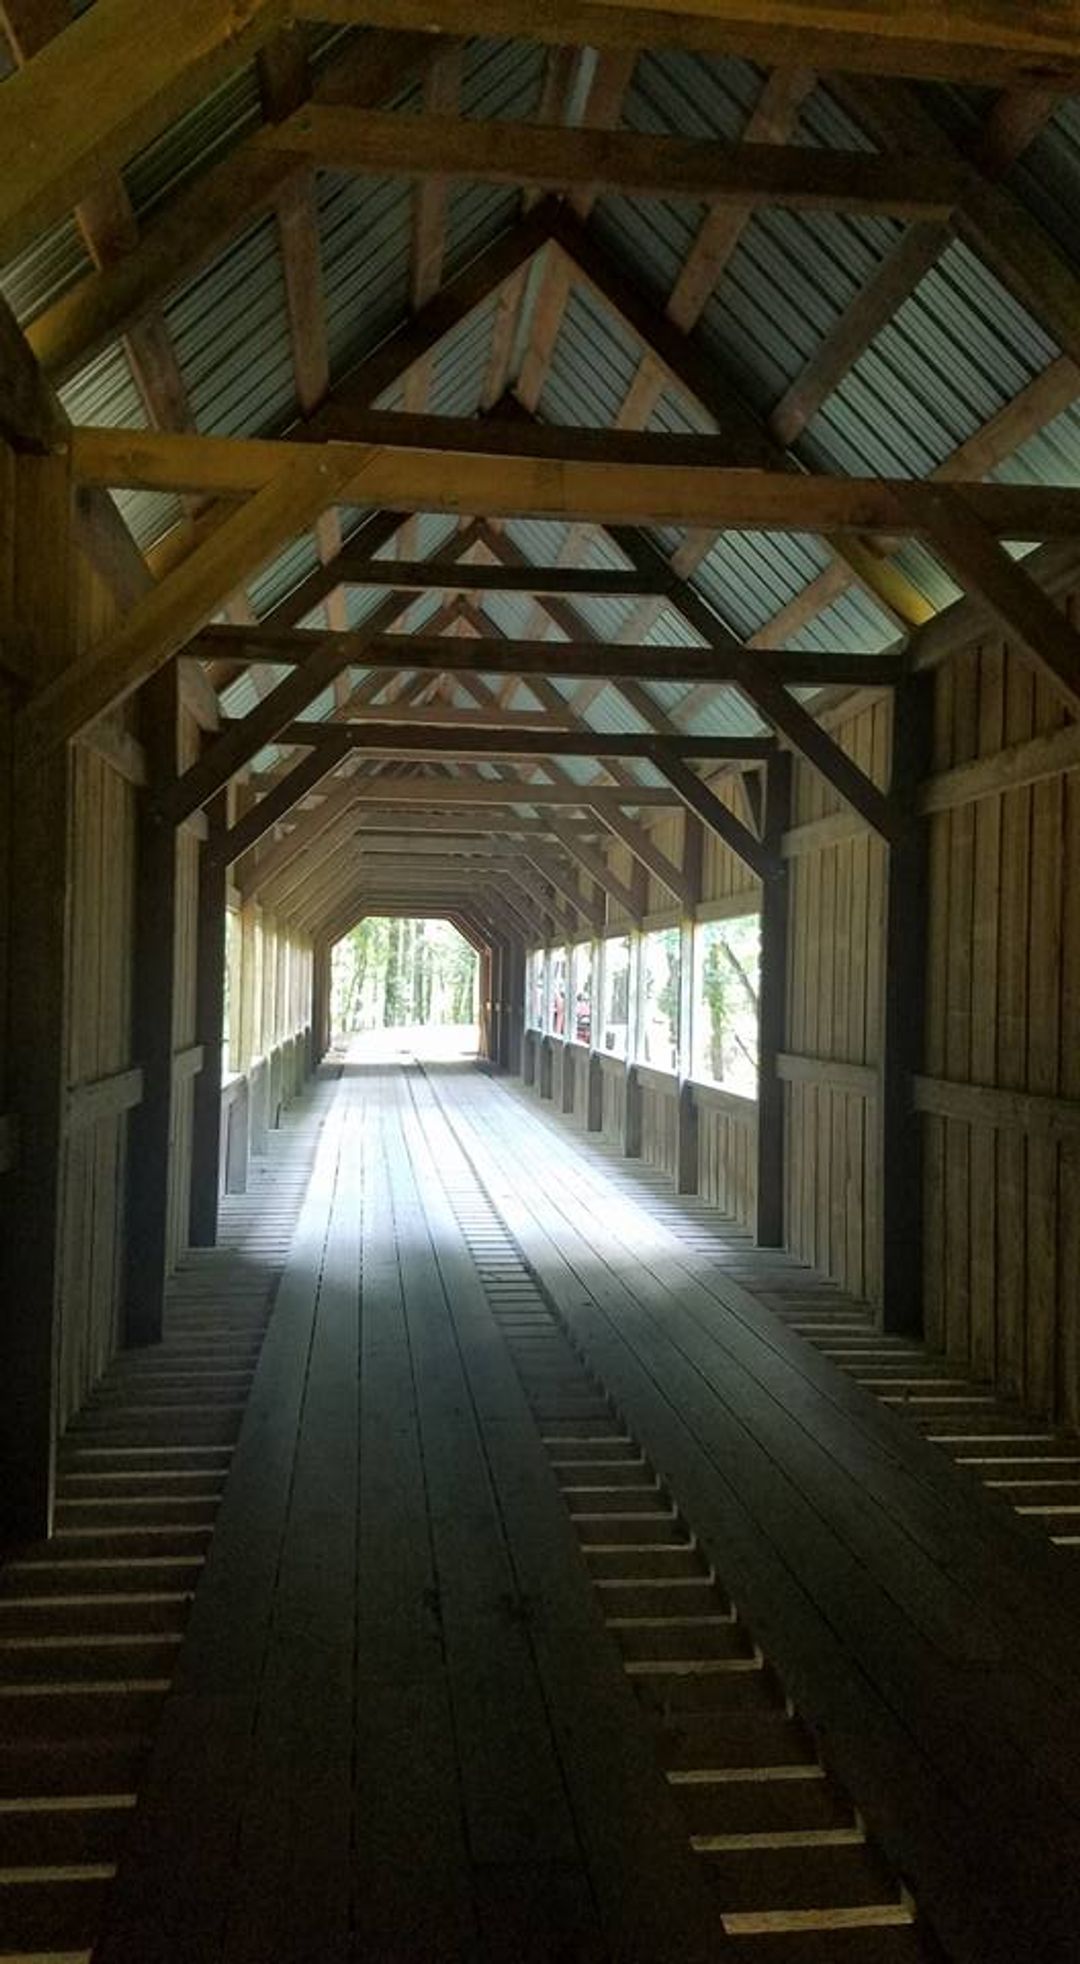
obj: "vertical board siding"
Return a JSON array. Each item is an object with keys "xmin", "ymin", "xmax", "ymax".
[
  {"xmin": 698, "ymin": 1101, "xmax": 757, "ymax": 1229},
  {"xmin": 601, "ymin": 1060, "xmax": 627, "ymax": 1145},
  {"xmin": 922, "ymin": 626, "xmax": 1080, "ymax": 1427},
  {"xmin": 641, "ymin": 1079, "xmax": 678, "ymax": 1181},
  {"xmin": 784, "ymin": 697, "xmax": 889, "ymax": 1306},
  {"xmin": 58, "ymin": 601, "xmax": 138, "ymax": 1430}
]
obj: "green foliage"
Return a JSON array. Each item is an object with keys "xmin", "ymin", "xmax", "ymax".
[
  {"xmin": 698, "ymin": 916, "xmax": 760, "ymax": 1090},
  {"xmin": 330, "ymin": 917, "xmax": 478, "ymax": 1034}
]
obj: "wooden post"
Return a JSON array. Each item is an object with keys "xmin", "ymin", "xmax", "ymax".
[
  {"xmin": 623, "ymin": 863, "xmax": 646, "ymax": 1155},
  {"xmin": 880, "ymin": 676, "xmax": 934, "ymax": 1333},
  {"xmin": 311, "ymin": 940, "xmax": 331, "ymax": 1060},
  {"xmin": 479, "ymin": 944, "xmax": 493, "ymax": 1058},
  {"xmin": 676, "ymin": 815, "xmax": 703, "ymax": 1195},
  {"xmin": 623, "ymin": 1062, "xmax": 644, "ymax": 1157},
  {"xmin": 756, "ymin": 752, "xmax": 792, "ymax": 1247},
  {"xmin": 676, "ymin": 1080, "xmax": 699, "ymax": 1194},
  {"xmin": 561, "ymin": 1039, "xmax": 576, "ymax": 1114},
  {"xmin": 0, "ymin": 451, "xmax": 75, "ymax": 1541},
  {"xmin": 189, "ymin": 788, "xmax": 228, "ymax": 1246},
  {"xmin": 124, "ymin": 661, "xmax": 180, "ymax": 1346},
  {"xmin": 587, "ymin": 1051, "xmax": 604, "ymax": 1132}
]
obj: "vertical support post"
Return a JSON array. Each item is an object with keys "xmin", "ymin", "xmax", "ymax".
[
  {"xmin": 592, "ymin": 933, "xmax": 607, "ymax": 1056},
  {"xmin": 478, "ymin": 943, "xmax": 493, "ymax": 1060},
  {"xmin": 880, "ymin": 676, "xmax": 933, "ymax": 1333},
  {"xmin": 587, "ymin": 1051, "xmax": 604, "ymax": 1132},
  {"xmin": 311, "ymin": 939, "xmax": 330, "ymax": 1061},
  {"xmin": 0, "ymin": 450, "xmax": 75, "ymax": 1541},
  {"xmin": 756, "ymin": 752, "xmax": 792, "ymax": 1247},
  {"xmin": 189, "ymin": 790, "xmax": 228, "ymax": 1246},
  {"xmin": 623, "ymin": 863, "xmax": 646, "ymax": 1156},
  {"xmin": 676, "ymin": 815, "xmax": 703, "ymax": 1195},
  {"xmin": 623, "ymin": 1063, "xmax": 643, "ymax": 1157},
  {"xmin": 124, "ymin": 661, "xmax": 180, "ymax": 1346},
  {"xmin": 561, "ymin": 1039, "xmax": 576, "ymax": 1114},
  {"xmin": 676, "ymin": 1081, "xmax": 699, "ymax": 1195}
]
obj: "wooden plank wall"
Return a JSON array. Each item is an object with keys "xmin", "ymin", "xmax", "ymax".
[
  {"xmin": 922, "ymin": 627, "xmax": 1080, "ymax": 1426},
  {"xmin": 167, "ymin": 703, "xmax": 202, "ymax": 1272},
  {"xmin": 0, "ymin": 442, "xmax": 14, "ymax": 1130},
  {"xmin": 698, "ymin": 1097, "xmax": 757, "ymax": 1229},
  {"xmin": 56, "ymin": 554, "xmax": 139, "ymax": 1430},
  {"xmin": 641, "ymin": 1080, "xmax": 678, "ymax": 1180},
  {"xmin": 547, "ymin": 632, "xmax": 1080, "ymax": 1430},
  {"xmin": 783, "ymin": 698, "xmax": 889, "ymax": 1306},
  {"xmin": 600, "ymin": 1058, "xmax": 627, "ymax": 1145}
]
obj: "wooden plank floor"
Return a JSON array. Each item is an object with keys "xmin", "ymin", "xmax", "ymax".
[{"xmin": 91, "ymin": 1051, "xmax": 1080, "ymax": 1964}]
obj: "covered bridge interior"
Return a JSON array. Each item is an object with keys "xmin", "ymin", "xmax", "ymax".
[{"xmin": 2, "ymin": 4, "xmax": 1080, "ymax": 1960}]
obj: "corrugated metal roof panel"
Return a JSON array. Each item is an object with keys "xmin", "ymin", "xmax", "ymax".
[
  {"xmin": 796, "ymin": 80, "xmax": 883, "ymax": 153},
  {"xmin": 249, "ymin": 534, "xmax": 322, "ymax": 617},
  {"xmin": 164, "ymin": 215, "xmax": 295, "ymax": 436},
  {"xmin": 428, "ymin": 296, "xmax": 499, "ymax": 415},
  {"xmin": 57, "ymin": 341, "xmax": 185, "ymax": 549},
  {"xmin": 555, "ymin": 753, "xmax": 608, "ymax": 784},
  {"xmin": 1007, "ymin": 97, "xmax": 1080, "ymax": 269},
  {"xmin": 590, "ymin": 192, "xmax": 697, "ymax": 317},
  {"xmin": 0, "ymin": 213, "xmax": 91, "ymax": 325},
  {"xmin": 887, "ymin": 540, "xmax": 962, "ymax": 611},
  {"xmin": 111, "ymin": 488, "xmax": 186, "ymax": 553},
  {"xmin": 784, "ymin": 586, "xmax": 898, "ymax": 654},
  {"xmin": 317, "ymin": 170, "xmax": 413, "ymax": 384},
  {"xmin": 60, "ymin": 340, "xmax": 147, "ymax": 429},
  {"xmin": 541, "ymin": 285, "xmax": 643, "ymax": 427},
  {"xmin": 644, "ymin": 607, "xmax": 707, "ymax": 646},
  {"xmin": 621, "ymin": 49, "xmax": 761, "ymax": 141},
  {"xmin": 691, "ymin": 530, "xmax": 831, "ymax": 638},
  {"xmin": 568, "ymin": 595, "xmax": 642, "ymax": 641},
  {"xmin": 298, "ymin": 686, "xmax": 337, "ymax": 723},
  {"xmin": 445, "ymin": 188, "xmax": 520, "ymax": 285},
  {"xmin": 642, "ymin": 680, "xmax": 694, "ymax": 713},
  {"xmin": 994, "ymin": 398, "xmax": 1080, "ymax": 487},
  {"xmin": 461, "ymin": 37, "xmax": 547, "ymax": 120},
  {"xmin": 700, "ymin": 205, "xmax": 900, "ymax": 411},
  {"xmin": 580, "ymin": 686, "xmax": 650, "ymax": 735},
  {"xmin": 365, "ymin": 512, "xmax": 459, "ymax": 560},
  {"xmin": 343, "ymin": 585, "xmax": 401, "ymax": 630},
  {"xmin": 680, "ymin": 687, "xmax": 770, "ymax": 737},
  {"xmin": 504, "ymin": 517, "xmax": 575, "ymax": 563},
  {"xmin": 476, "ymin": 590, "xmax": 544, "ymax": 639},
  {"xmin": 802, "ymin": 241, "xmax": 1060, "ymax": 480},
  {"xmin": 649, "ymin": 390, "xmax": 719, "ymax": 436},
  {"xmin": 122, "ymin": 62, "xmax": 262, "ymax": 220}
]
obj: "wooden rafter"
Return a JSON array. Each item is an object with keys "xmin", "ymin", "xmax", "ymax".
[
  {"xmin": 613, "ymin": 525, "xmax": 904, "ymax": 841},
  {"xmin": 540, "ymin": 212, "xmax": 934, "ymax": 628},
  {"xmin": 258, "ymin": 27, "xmax": 331, "ymax": 420},
  {"xmin": 650, "ymin": 751, "xmax": 779, "ymax": 882},
  {"xmin": 252, "ymin": 108, "xmax": 969, "ymax": 218},
  {"xmin": 199, "ymin": 623, "xmax": 906, "ymax": 694},
  {"xmin": 222, "ymin": 722, "xmax": 774, "ymax": 762},
  {"xmin": 25, "ymin": 28, "xmax": 436, "ymax": 386},
  {"xmin": 69, "ymin": 428, "xmax": 1080, "ymax": 540},
  {"xmin": 916, "ymin": 494, "xmax": 1080, "ymax": 719},
  {"xmin": 411, "ymin": 42, "xmax": 463, "ymax": 312},
  {"xmin": 668, "ymin": 67, "xmax": 816, "ymax": 332},
  {"xmin": 591, "ymin": 805, "xmax": 694, "ymax": 908}
]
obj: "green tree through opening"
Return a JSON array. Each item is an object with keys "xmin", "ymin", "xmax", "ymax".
[{"xmin": 330, "ymin": 918, "xmax": 478, "ymax": 1037}]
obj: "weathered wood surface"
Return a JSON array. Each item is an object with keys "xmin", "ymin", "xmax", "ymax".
[
  {"xmin": 450, "ymin": 1063, "xmax": 1080, "ymax": 1964},
  {"xmin": 99, "ymin": 1053, "xmax": 722, "ymax": 1961}
]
